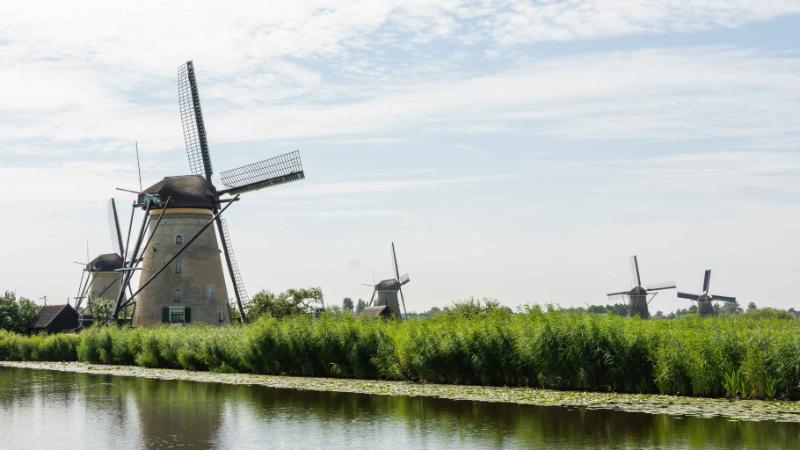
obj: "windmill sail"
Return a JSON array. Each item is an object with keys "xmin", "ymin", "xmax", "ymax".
[
  {"xmin": 107, "ymin": 198, "xmax": 124, "ymax": 256},
  {"xmin": 219, "ymin": 151, "xmax": 304, "ymax": 195},
  {"xmin": 391, "ymin": 242, "xmax": 408, "ymax": 318},
  {"xmin": 219, "ymin": 217, "xmax": 249, "ymax": 308},
  {"xmin": 630, "ymin": 255, "xmax": 641, "ymax": 287},
  {"xmin": 178, "ymin": 61, "xmax": 213, "ymax": 180},
  {"xmin": 646, "ymin": 281, "xmax": 677, "ymax": 291}
]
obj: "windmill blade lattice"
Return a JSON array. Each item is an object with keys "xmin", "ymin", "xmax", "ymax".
[
  {"xmin": 219, "ymin": 217, "xmax": 249, "ymax": 303},
  {"xmin": 178, "ymin": 61, "xmax": 213, "ymax": 180},
  {"xmin": 220, "ymin": 151, "xmax": 305, "ymax": 195}
]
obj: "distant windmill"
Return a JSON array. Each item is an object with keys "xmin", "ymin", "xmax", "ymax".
[
  {"xmin": 363, "ymin": 242, "xmax": 410, "ymax": 319},
  {"xmin": 111, "ymin": 60, "xmax": 305, "ymax": 327},
  {"xmin": 607, "ymin": 256, "xmax": 675, "ymax": 319},
  {"xmin": 73, "ymin": 199, "xmax": 128, "ymax": 326},
  {"xmin": 678, "ymin": 270, "xmax": 736, "ymax": 317}
]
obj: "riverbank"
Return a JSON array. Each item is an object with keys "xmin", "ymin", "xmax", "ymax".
[
  {"xmin": 5, "ymin": 313, "xmax": 800, "ymax": 400},
  {"xmin": 3, "ymin": 360, "xmax": 800, "ymax": 423}
]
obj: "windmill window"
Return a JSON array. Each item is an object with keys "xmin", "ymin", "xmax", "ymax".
[
  {"xmin": 173, "ymin": 288, "xmax": 182, "ymax": 303},
  {"xmin": 207, "ymin": 284, "xmax": 215, "ymax": 299},
  {"xmin": 169, "ymin": 307, "xmax": 186, "ymax": 325},
  {"xmin": 175, "ymin": 234, "xmax": 183, "ymax": 245},
  {"xmin": 162, "ymin": 306, "xmax": 190, "ymax": 324},
  {"xmin": 175, "ymin": 260, "xmax": 182, "ymax": 274},
  {"xmin": 218, "ymin": 308, "xmax": 224, "ymax": 323}
]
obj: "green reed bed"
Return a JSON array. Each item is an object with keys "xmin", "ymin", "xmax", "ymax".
[{"xmin": 2, "ymin": 311, "xmax": 800, "ymax": 399}]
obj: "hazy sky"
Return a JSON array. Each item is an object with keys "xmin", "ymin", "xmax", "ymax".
[{"xmin": 2, "ymin": 1, "xmax": 800, "ymax": 313}]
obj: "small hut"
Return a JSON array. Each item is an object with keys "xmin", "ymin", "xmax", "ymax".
[{"xmin": 31, "ymin": 304, "xmax": 79, "ymax": 334}]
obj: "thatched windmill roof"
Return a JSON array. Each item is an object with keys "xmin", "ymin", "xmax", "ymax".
[
  {"xmin": 143, "ymin": 175, "xmax": 216, "ymax": 209},
  {"xmin": 86, "ymin": 253, "xmax": 123, "ymax": 272},
  {"xmin": 375, "ymin": 278, "xmax": 401, "ymax": 291}
]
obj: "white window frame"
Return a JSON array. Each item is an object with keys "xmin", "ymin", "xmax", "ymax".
[
  {"xmin": 175, "ymin": 234, "xmax": 183, "ymax": 246},
  {"xmin": 173, "ymin": 287, "xmax": 182, "ymax": 303},
  {"xmin": 206, "ymin": 284, "xmax": 215, "ymax": 299},
  {"xmin": 175, "ymin": 259, "xmax": 182, "ymax": 274}
]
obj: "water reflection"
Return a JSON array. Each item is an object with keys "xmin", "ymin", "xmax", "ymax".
[{"xmin": 1, "ymin": 368, "xmax": 798, "ymax": 449}]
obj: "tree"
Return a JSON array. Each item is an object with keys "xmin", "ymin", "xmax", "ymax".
[
  {"xmin": 90, "ymin": 298, "xmax": 115, "ymax": 325},
  {"xmin": 246, "ymin": 287, "xmax": 325, "ymax": 321},
  {"xmin": 355, "ymin": 298, "xmax": 367, "ymax": 313},
  {"xmin": 0, "ymin": 291, "xmax": 38, "ymax": 333},
  {"xmin": 230, "ymin": 302, "xmax": 241, "ymax": 323},
  {"xmin": 748, "ymin": 302, "xmax": 757, "ymax": 311},
  {"xmin": 444, "ymin": 297, "xmax": 512, "ymax": 317},
  {"xmin": 342, "ymin": 297, "xmax": 354, "ymax": 312},
  {"xmin": 745, "ymin": 307, "xmax": 795, "ymax": 320},
  {"xmin": 719, "ymin": 300, "xmax": 742, "ymax": 315}
]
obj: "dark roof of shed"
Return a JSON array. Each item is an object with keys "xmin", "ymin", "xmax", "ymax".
[
  {"xmin": 143, "ymin": 175, "xmax": 217, "ymax": 209},
  {"xmin": 32, "ymin": 304, "xmax": 75, "ymax": 329},
  {"xmin": 87, "ymin": 253, "xmax": 123, "ymax": 272},
  {"xmin": 363, "ymin": 305, "xmax": 389, "ymax": 319}
]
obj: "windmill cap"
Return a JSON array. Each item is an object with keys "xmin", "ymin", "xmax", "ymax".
[
  {"xmin": 87, "ymin": 253, "xmax": 123, "ymax": 272},
  {"xmin": 143, "ymin": 175, "xmax": 217, "ymax": 209},
  {"xmin": 375, "ymin": 278, "xmax": 401, "ymax": 290},
  {"xmin": 630, "ymin": 286, "xmax": 647, "ymax": 295}
]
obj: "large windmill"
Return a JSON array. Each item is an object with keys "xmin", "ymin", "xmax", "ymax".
[
  {"xmin": 363, "ymin": 242, "xmax": 410, "ymax": 319},
  {"xmin": 678, "ymin": 270, "xmax": 736, "ymax": 317},
  {"xmin": 111, "ymin": 60, "xmax": 305, "ymax": 326},
  {"xmin": 607, "ymin": 255, "xmax": 675, "ymax": 319},
  {"xmin": 72, "ymin": 199, "xmax": 128, "ymax": 326}
]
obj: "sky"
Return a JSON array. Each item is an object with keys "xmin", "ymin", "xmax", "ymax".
[{"xmin": 1, "ymin": 1, "xmax": 800, "ymax": 314}]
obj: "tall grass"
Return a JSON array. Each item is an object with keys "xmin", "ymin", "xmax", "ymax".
[{"xmin": 2, "ymin": 312, "xmax": 800, "ymax": 399}]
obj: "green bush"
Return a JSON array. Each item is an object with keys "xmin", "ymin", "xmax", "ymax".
[
  {"xmin": 2, "ymin": 313, "xmax": 800, "ymax": 399},
  {"xmin": 33, "ymin": 334, "xmax": 80, "ymax": 361}
]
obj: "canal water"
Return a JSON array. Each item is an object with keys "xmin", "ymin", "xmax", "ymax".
[{"xmin": 0, "ymin": 367, "xmax": 798, "ymax": 449}]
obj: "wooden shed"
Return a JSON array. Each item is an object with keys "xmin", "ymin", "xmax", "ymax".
[{"xmin": 31, "ymin": 304, "xmax": 79, "ymax": 334}]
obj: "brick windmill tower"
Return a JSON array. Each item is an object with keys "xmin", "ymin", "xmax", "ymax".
[
  {"xmin": 73, "ymin": 199, "xmax": 128, "ymax": 325},
  {"xmin": 112, "ymin": 61, "xmax": 305, "ymax": 327},
  {"xmin": 362, "ymin": 242, "xmax": 410, "ymax": 319},
  {"xmin": 678, "ymin": 269, "xmax": 736, "ymax": 317},
  {"xmin": 607, "ymin": 255, "xmax": 675, "ymax": 319}
]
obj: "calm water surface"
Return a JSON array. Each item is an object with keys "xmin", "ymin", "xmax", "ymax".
[{"xmin": 1, "ymin": 367, "xmax": 798, "ymax": 449}]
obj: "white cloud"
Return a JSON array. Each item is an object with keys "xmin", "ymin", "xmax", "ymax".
[
  {"xmin": 2, "ymin": 2, "xmax": 800, "ymax": 310},
  {"xmin": 489, "ymin": 0, "xmax": 800, "ymax": 44},
  {"xmin": 205, "ymin": 47, "xmax": 800, "ymax": 149},
  {"xmin": 0, "ymin": 0, "xmax": 798, "ymax": 155},
  {"xmin": 4, "ymin": 44, "xmax": 799, "ymax": 155},
  {"xmin": 260, "ymin": 175, "xmax": 515, "ymax": 198}
]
